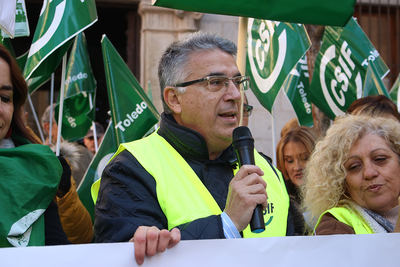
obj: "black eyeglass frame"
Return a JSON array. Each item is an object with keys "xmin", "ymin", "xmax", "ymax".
[{"xmin": 243, "ymin": 103, "xmax": 253, "ymax": 117}]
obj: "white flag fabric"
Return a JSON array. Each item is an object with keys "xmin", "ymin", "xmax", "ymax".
[{"xmin": 0, "ymin": 0, "xmax": 16, "ymax": 38}]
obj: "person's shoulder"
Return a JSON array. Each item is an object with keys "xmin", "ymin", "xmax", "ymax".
[
  {"xmin": 258, "ymin": 151, "xmax": 273, "ymax": 164},
  {"xmin": 315, "ymin": 213, "xmax": 355, "ymax": 235},
  {"xmin": 104, "ymin": 149, "xmax": 145, "ymax": 175}
]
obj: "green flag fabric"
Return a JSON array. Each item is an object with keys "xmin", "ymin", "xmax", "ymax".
[
  {"xmin": 309, "ymin": 17, "xmax": 389, "ymax": 120},
  {"xmin": 389, "ymin": 73, "xmax": 400, "ymax": 110},
  {"xmin": 77, "ymin": 123, "xmax": 117, "ymax": 220},
  {"xmin": 24, "ymin": 0, "xmax": 97, "ymax": 93},
  {"xmin": 246, "ymin": 19, "xmax": 311, "ymax": 112},
  {"xmin": 0, "ymin": 0, "xmax": 30, "ymax": 38},
  {"xmin": 0, "ymin": 37, "xmax": 16, "ymax": 57},
  {"xmin": 153, "ymin": 0, "xmax": 355, "ymax": 26},
  {"xmin": 77, "ymin": 35, "xmax": 160, "ymax": 218},
  {"xmin": 53, "ymin": 33, "xmax": 96, "ymax": 141},
  {"xmin": 282, "ymin": 55, "xmax": 313, "ymax": 127},
  {"xmin": 101, "ymin": 35, "xmax": 160, "ymax": 144},
  {"xmin": 362, "ymin": 61, "xmax": 390, "ymax": 98},
  {"xmin": 0, "ymin": 144, "xmax": 61, "ymax": 247}
]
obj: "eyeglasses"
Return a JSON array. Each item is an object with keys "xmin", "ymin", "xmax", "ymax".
[
  {"xmin": 243, "ymin": 103, "xmax": 253, "ymax": 117},
  {"xmin": 174, "ymin": 75, "xmax": 249, "ymax": 92}
]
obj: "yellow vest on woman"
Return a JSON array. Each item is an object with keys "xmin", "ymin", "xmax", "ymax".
[
  {"xmin": 316, "ymin": 204, "xmax": 374, "ymax": 234},
  {"xmin": 92, "ymin": 132, "xmax": 289, "ymax": 237}
]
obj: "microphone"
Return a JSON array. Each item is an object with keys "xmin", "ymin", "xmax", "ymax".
[{"xmin": 232, "ymin": 126, "xmax": 265, "ymax": 233}]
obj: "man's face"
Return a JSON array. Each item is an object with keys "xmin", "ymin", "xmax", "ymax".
[{"xmin": 173, "ymin": 49, "xmax": 242, "ymax": 159}]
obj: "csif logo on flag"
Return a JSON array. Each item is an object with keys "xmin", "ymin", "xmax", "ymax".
[
  {"xmin": 246, "ymin": 19, "xmax": 310, "ymax": 112},
  {"xmin": 310, "ymin": 18, "xmax": 389, "ymax": 120},
  {"xmin": 318, "ymin": 40, "xmax": 363, "ymax": 117},
  {"xmin": 247, "ymin": 19, "xmax": 287, "ymax": 94}
]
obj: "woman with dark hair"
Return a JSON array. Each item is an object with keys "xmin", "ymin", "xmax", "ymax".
[
  {"xmin": 347, "ymin": 95, "xmax": 400, "ymax": 122},
  {"xmin": 0, "ymin": 44, "xmax": 70, "ymax": 247}
]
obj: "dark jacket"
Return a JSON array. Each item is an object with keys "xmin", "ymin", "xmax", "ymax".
[
  {"xmin": 94, "ymin": 113, "xmax": 300, "ymax": 242},
  {"xmin": 315, "ymin": 213, "xmax": 356, "ymax": 235}
]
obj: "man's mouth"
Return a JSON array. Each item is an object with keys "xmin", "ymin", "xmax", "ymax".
[{"xmin": 218, "ymin": 111, "xmax": 237, "ymax": 119}]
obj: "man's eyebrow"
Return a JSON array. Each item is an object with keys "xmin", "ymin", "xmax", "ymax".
[
  {"xmin": 207, "ymin": 72, "xmax": 242, "ymax": 77},
  {"xmin": 207, "ymin": 72, "xmax": 226, "ymax": 77}
]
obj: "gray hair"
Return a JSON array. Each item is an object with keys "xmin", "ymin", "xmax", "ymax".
[
  {"xmin": 158, "ymin": 31, "xmax": 237, "ymax": 114},
  {"xmin": 41, "ymin": 104, "xmax": 56, "ymax": 138}
]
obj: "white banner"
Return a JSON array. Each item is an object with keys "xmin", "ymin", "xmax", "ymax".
[{"xmin": 1, "ymin": 234, "xmax": 399, "ymax": 267}]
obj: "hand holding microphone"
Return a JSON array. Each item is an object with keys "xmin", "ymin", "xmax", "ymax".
[{"xmin": 224, "ymin": 126, "xmax": 266, "ymax": 233}]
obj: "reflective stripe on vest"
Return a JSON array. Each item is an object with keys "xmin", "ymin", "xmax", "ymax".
[
  {"xmin": 92, "ymin": 132, "xmax": 289, "ymax": 237},
  {"xmin": 315, "ymin": 204, "xmax": 374, "ymax": 234}
]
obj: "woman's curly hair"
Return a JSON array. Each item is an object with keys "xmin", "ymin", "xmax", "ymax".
[{"xmin": 301, "ymin": 115, "xmax": 400, "ymax": 221}]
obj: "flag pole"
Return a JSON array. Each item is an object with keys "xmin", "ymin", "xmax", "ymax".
[
  {"xmin": 237, "ymin": 17, "xmax": 247, "ymax": 127},
  {"xmin": 56, "ymin": 55, "xmax": 67, "ymax": 156},
  {"xmin": 271, "ymin": 110, "xmax": 277, "ymax": 166},
  {"xmin": 27, "ymin": 94, "xmax": 45, "ymax": 143},
  {"xmin": 49, "ymin": 73, "xmax": 55, "ymax": 145},
  {"xmin": 88, "ymin": 92, "xmax": 98, "ymax": 153}
]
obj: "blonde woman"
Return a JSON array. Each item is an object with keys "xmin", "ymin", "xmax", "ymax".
[{"xmin": 302, "ymin": 115, "xmax": 400, "ymax": 234}]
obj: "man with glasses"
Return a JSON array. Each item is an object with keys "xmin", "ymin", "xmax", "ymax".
[{"xmin": 94, "ymin": 32, "xmax": 293, "ymax": 265}]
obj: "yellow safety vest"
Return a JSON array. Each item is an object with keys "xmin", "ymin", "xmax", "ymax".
[
  {"xmin": 92, "ymin": 132, "xmax": 289, "ymax": 237},
  {"xmin": 315, "ymin": 203, "xmax": 374, "ymax": 234}
]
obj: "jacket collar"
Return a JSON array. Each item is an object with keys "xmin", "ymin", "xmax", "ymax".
[{"xmin": 157, "ymin": 113, "xmax": 237, "ymax": 164}]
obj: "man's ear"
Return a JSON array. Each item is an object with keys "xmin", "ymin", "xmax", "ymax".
[{"xmin": 164, "ymin": 87, "xmax": 182, "ymax": 114}]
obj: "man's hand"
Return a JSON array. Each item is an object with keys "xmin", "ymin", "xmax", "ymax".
[
  {"xmin": 130, "ymin": 226, "xmax": 181, "ymax": 265},
  {"xmin": 224, "ymin": 165, "xmax": 267, "ymax": 232}
]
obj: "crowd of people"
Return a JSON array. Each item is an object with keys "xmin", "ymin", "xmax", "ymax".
[{"xmin": 1, "ymin": 31, "xmax": 399, "ymax": 265}]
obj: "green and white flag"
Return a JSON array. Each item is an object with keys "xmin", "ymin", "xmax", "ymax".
[
  {"xmin": 24, "ymin": 0, "xmax": 97, "ymax": 93},
  {"xmin": 78, "ymin": 122, "xmax": 117, "ymax": 220},
  {"xmin": 309, "ymin": 17, "xmax": 389, "ymax": 120},
  {"xmin": 77, "ymin": 36, "xmax": 160, "ymax": 217},
  {"xmin": 0, "ymin": 0, "xmax": 16, "ymax": 38},
  {"xmin": 389, "ymin": 73, "xmax": 400, "ymax": 111},
  {"xmin": 1, "ymin": 0, "xmax": 30, "ymax": 38},
  {"xmin": 362, "ymin": 61, "xmax": 390, "ymax": 98},
  {"xmin": 246, "ymin": 19, "xmax": 311, "ymax": 112},
  {"xmin": 54, "ymin": 33, "xmax": 96, "ymax": 141},
  {"xmin": 101, "ymin": 35, "xmax": 160, "ymax": 144},
  {"xmin": 282, "ymin": 55, "xmax": 313, "ymax": 127},
  {"xmin": 153, "ymin": 0, "xmax": 355, "ymax": 26},
  {"xmin": 0, "ymin": 144, "xmax": 61, "ymax": 247}
]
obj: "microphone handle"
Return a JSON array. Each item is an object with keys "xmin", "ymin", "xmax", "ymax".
[{"xmin": 236, "ymin": 146, "xmax": 265, "ymax": 233}]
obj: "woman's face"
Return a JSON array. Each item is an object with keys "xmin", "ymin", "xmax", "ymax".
[
  {"xmin": 283, "ymin": 141, "xmax": 309, "ymax": 187},
  {"xmin": 344, "ymin": 133, "xmax": 400, "ymax": 214},
  {"xmin": 0, "ymin": 57, "xmax": 13, "ymax": 140}
]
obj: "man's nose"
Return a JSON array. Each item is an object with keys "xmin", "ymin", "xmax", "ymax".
[{"xmin": 224, "ymin": 80, "xmax": 241, "ymax": 101}]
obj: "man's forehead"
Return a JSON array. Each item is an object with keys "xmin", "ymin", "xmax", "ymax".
[{"xmin": 186, "ymin": 49, "xmax": 240, "ymax": 76}]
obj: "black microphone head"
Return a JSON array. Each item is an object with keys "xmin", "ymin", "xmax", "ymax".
[{"xmin": 233, "ymin": 126, "xmax": 253, "ymax": 143}]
